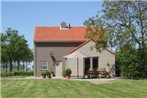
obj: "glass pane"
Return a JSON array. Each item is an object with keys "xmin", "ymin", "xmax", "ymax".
[
  {"xmin": 40, "ymin": 61, "xmax": 48, "ymax": 70},
  {"xmin": 93, "ymin": 57, "xmax": 98, "ymax": 68}
]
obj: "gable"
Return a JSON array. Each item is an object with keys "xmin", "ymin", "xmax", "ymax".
[{"xmin": 71, "ymin": 41, "xmax": 115, "ymax": 57}]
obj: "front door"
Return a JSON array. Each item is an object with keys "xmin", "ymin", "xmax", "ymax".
[
  {"xmin": 84, "ymin": 58, "xmax": 90, "ymax": 77},
  {"xmin": 55, "ymin": 62, "xmax": 62, "ymax": 78},
  {"xmin": 84, "ymin": 57, "xmax": 99, "ymax": 78}
]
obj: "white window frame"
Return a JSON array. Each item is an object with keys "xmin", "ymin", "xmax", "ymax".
[{"xmin": 40, "ymin": 61, "xmax": 48, "ymax": 70}]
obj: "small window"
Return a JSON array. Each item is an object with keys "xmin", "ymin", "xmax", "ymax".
[{"xmin": 40, "ymin": 61, "xmax": 48, "ymax": 70}]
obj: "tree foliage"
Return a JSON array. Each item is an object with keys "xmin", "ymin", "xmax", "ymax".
[
  {"xmin": 116, "ymin": 45, "xmax": 141, "ymax": 79},
  {"xmin": 1, "ymin": 28, "xmax": 33, "ymax": 72},
  {"xmin": 84, "ymin": 0, "xmax": 147, "ymax": 78},
  {"xmin": 84, "ymin": 14, "xmax": 110, "ymax": 50}
]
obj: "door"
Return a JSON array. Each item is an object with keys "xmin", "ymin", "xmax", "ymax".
[
  {"xmin": 55, "ymin": 62, "xmax": 62, "ymax": 78},
  {"xmin": 84, "ymin": 58, "xmax": 90, "ymax": 76}
]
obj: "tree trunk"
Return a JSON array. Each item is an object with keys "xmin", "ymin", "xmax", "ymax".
[
  {"xmin": 139, "ymin": 44, "xmax": 146, "ymax": 76},
  {"xmin": 5, "ymin": 62, "xmax": 7, "ymax": 72},
  {"xmin": 23, "ymin": 61, "xmax": 25, "ymax": 71},
  {"xmin": 26, "ymin": 62, "xmax": 27, "ymax": 71},
  {"xmin": 9, "ymin": 60, "xmax": 13, "ymax": 72},
  {"xmin": 17, "ymin": 61, "xmax": 20, "ymax": 71}
]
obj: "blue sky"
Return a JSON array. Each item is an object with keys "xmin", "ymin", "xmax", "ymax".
[{"xmin": 1, "ymin": 0, "xmax": 103, "ymax": 49}]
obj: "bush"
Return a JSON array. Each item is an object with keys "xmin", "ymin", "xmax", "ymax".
[
  {"xmin": 121, "ymin": 64, "xmax": 142, "ymax": 79},
  {"xmin": 45, "ymin": 71, "xmax": 51, "ymax": 78},
  {"xmin": 63, "ymin": 68, "xmax": 72, "ymax": 79},
  {"xmin": 116, "ymin": 44, "xmax": 143, "ymax": 79},
  {"xmin": 1, "ymin": 72, "xmax": 15, "ymax": 77},
  {"xmin": 1, "ymin": 71, "xmax": 34, "ymax": 77},
  {"xmin": 63, "ymin": 68, "xmax": 72, "ymax": 75},
  {"xmin": 41, "ymin": 71, "xmax": 46, "ymax": 78}
]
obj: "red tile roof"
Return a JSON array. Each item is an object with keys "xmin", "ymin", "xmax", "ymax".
[{"xmin": 34, "ymin": 27, "xmax": 88, "ymax": 41}]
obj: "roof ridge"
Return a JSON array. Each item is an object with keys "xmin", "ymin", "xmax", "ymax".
[{"xmin": 35, "ymin": 26, "xmax": 86, "ymax": 28}]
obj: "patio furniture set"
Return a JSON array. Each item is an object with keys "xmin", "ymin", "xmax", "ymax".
[{"xmin": 84, "ymin": 68, "xmax": 110, "ymax": 79}]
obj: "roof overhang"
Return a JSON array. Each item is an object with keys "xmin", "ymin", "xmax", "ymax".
[{"xmin": 34, "ymin": 40, "xmax": 87, "ymax": 43}]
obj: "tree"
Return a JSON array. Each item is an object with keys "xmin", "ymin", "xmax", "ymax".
[
  {"xmin": 1, "ymin": 28, "xmax": 33, "ymax": 72},
  {"xmin": 116, "ymin": 45, "xmax": 141, "ymax": 78},
  {"xmin": 84, "ymin": 14, "xmax": 110, "ymax": 51},
  {"xmin": 15, "ymin": 36, "xmax": 28, "ymax": 71},
  {"xmin": 22, "ymin": 48, "xmax": 33, "ymax": 71},
  {"xmin": 1, "ymin": 33, "xmax": 9, "ymax": 72},
  {"xmin": 102, "ymin": 1, "xmax": 147, "ymax": 71},
  {"xmin": 84, "ymin": 0, "xmax": 147, "ymax": 78},
  {"xmin": 5, "ymin": 28, "xmax": 20, "ymax": 72}
]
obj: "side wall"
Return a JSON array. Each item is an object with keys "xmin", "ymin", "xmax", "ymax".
[
  {"xmin": 77, "ymin": 41, "xmax": 115, "ymax": 77},
  {"xmin": 65, "ymin": 58, "xmax": 83, "ymax": 78},
  {"xmin": 34, "ymin": 42, "xmax": 83, "ymax": 77}
]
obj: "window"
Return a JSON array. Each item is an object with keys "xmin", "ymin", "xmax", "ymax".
[
  {"xmin": 40, "ymin": 61, "xmax": 48, "ymax": 70},
  {"xmin": 93, "ymin": 57, "xmax": 98, "ymax": 68}
]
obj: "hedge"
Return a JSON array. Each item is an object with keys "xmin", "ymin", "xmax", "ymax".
[{"xmin": 1, "ymin": 71, "xmax": 34, "ymax": 77}]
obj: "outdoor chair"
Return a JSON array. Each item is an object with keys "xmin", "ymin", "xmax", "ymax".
[
  {"xmin": 87, "ymin": 68, "xmax": 99, "ymax": 78},
  {"xmin": 97, "ymin": 68, "xmax": 108, "ymax": 78}
]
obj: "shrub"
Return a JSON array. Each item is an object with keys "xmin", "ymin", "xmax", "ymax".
[
  {"xmin": 65, "ymin": 68, "xmax": 72, "ymax": 74},
  {"xmin": 1, "ymin": 72, "xmax": 14, "ymax": 77},
  {"xmin": 116, "ymin": 44, "xmax": 143, "ymax": 79},
  {"xmin": 1, "ymin": 71, "xmax": 34, "ymax": 77},
  {"xmin": 45, "ymin": 71, "xmax": 51, "ymax": 78},
  {"xmin": 41, "ymin": 71, "xmax": 46, "ymax": 78},
  {"xmin": 121, "ymin": 64, "xmax": 141, "ymax": 79},
  {"xmin": 63, "ymin": 68, "xmax": 72, "ymax": 79}
]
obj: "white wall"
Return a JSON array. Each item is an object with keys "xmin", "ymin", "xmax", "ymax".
[
  {"xmin": 55, "ymin": 62, "xmax": 63, "ymax": 78},
  {"xmin": 65, "ymin": 58, "xmax": 84, "ymax": 77},
  {"xmin": 66, "ymin": 58, "xmax": 77, "ymax": 77},
  {"xmin": 76, "ymin": 41, "xmax": 115, "ymax": 77},
  {"xmin": 65, "ymin": 41, "xmax": 115, "ymax": 78}
]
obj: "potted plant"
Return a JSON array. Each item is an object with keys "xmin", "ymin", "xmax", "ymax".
[
  {"xmin": 51, "ymin": 72, "xmax": 55, "ymax": 77},
  {"xmin": 63, "ymin": 68, "xmax": 72, "ymax": 79},
  {"xmin": 45, "ymin": 71, "xmax": 51, "ymax": 78},
  {"xmin": 41, "ymin": 71, "xmax": 46, "ymax": 78},
  {"xmin": 62, "ymin": 70, "xmax": 66, "ymax": 78}
]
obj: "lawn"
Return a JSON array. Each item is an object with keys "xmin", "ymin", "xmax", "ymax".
[{"xmin": 1, "ymin": 79, "xmax": 147, "ymax": 98}]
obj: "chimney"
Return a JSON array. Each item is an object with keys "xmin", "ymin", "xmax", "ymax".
[
  {"xmin": 68, "ymin": 24, "xmax": 71, "ymax": 28},
  {"xmin": 60, "ymin": 21, "xmax": 67, "ymax": 28},
  {"xmin": 60, "ymin": 21, "xmax": 71, "ymax": 30}
]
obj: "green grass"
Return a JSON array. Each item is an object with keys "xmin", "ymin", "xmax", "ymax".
[{"xmin": 1, "ymin": 79, "xmax": 147, "ymax": 98}]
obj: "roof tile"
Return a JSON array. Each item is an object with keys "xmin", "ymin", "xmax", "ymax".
[{"xmin": 34, "ymin": 27, "xmax": 88, "ymax": 41}]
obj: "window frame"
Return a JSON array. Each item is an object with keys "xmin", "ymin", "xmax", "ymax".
[
  {"xmin": 92, "ymin": 57, "xmax": 99, "ymax": 68},
  {"xmin": 40, "ymin": 61, "xmax": 48, "ymax": 70}
]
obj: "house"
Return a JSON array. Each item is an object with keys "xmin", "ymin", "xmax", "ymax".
[{"xmin": 34, "ymin": 22, "xmax": 115, "ymax": 78}]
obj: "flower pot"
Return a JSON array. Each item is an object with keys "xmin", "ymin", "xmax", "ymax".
[
  {"xmin": 63, "ymin": 73, "xmax": 66, "ymax": 78},
  {"xmin": 66, "ymin": 74, "xmax": 71, "ymax": 79}
]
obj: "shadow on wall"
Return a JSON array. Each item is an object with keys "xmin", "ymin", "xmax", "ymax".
[{"xmin": 50, "ymin": 51, "xmax": 61, "ymax": 65}]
